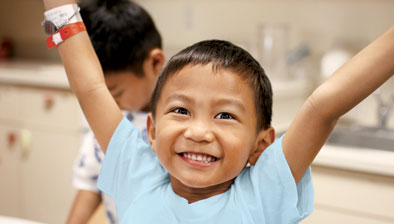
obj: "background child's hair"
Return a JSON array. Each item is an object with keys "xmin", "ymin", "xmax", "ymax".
[
  {"xmin": 80, "ymin": 0, "xmax": 162, "ymax": 76},
  {"xmin": 150, "ymin": 40, "xmax": 273, "ymax": 131}
]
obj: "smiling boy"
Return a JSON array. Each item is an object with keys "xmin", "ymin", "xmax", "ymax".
[
  {"xmin": 41, "ymin": 0, "xmax": 394, "ymax": 223},
  {"xmin": 146, "ymin": 45, "xmax": 275, "ymax": 196},
  {"xmin": 95, "ymin": 40, "xmax": 314, "ymax": 223}
]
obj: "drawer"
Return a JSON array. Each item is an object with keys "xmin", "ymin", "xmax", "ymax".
[
  {"xmin": 19, "ymin": 87, "xmax": 83, "ymax": 131},
  {"xmin": 0, "ymin": 85, "xmax": 83, "ymax": 131}
]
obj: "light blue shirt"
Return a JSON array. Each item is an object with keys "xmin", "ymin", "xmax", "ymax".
[{"xmin": 98, "ymin": 117, "xmax": 314, "ymax": 223}]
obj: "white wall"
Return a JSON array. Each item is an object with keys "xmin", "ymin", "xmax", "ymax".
[
  {"xmin": 135, "ymin": 0, "xmax": 394, "ymax": 57},
  {"xmin": 1, "ymin": 0, "xmax": 394, "ymax": 60}
]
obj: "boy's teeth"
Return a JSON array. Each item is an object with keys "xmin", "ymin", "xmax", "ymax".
[{"xmin": 183, "ymin": 153, "xmax": 216, "ymax": 163}]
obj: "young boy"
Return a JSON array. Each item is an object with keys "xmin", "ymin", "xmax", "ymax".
[
  {"xmin": 64, "ymin": 0, "xmax": 164, "ymax": 223},
  {"xmin": 42, "ymin": 0, "xmax": 394, "ymax": 222}
]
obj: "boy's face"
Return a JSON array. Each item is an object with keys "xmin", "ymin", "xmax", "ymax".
[
  {"xmin": 104, "ymin": 50, "xmax": 164, "ymax": 112},
  {"xmin": 105, "ymin": 65, "xmax": 157, "ymax": 112},
  {"xmin": 148, "ymin": 64, "xmax": 265, "ymax": 190},
  {"xmin": 105, "ymin": 72, "xmax": 154, "ymax": 111}
]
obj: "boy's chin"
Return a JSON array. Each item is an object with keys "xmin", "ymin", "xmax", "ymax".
[
  {"xmin": 182, "ymin": 180, "xmax": 217, "ymax": 189},
  {"xmin": 171, "ymin": 175, "xmax": 212, "ymax": 188},
  {"xmin": 171, "ymin": 175, "xmax": 235, "ymax": 191}
]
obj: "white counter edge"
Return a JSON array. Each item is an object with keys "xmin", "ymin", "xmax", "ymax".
[
  {"xmin": 314, "ymin": 144, "xmax": 394, "ymax": 177},
  {"xmin": 0, "ymin": 61, "xmax": 69, "ymax": 89}
]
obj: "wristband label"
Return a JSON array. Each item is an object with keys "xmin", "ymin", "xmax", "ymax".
[{"xmin": 44, "ymin": 4, "xmax": 81, "ymax": 27}]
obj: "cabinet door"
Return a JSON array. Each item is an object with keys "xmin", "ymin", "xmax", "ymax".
[
  {"xmin": 0, "ymin": 85, "xmax": 84, "ymax": 223},
  {"xmin": 302, "ymin": 166, "xmax": 394, "ymax": 224},
  {"xmin": 0, "ymin": 124, "xmax": 22, "ymax": 217},
  {"xmin": 20, "ymin": 126, "xmax": 81, "ymax": 223}
]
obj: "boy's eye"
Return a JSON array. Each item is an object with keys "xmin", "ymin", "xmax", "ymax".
[
  {"xmin": 111, "ymin": 89, "xmax": 124, "ymax": 99},
  {"xmin": 215, "ymin": 112, "xmax": 234, "ymax": 119},
  {"xmin": 172, "ymin": 107, "xmax": 189, "ymax": 115}
]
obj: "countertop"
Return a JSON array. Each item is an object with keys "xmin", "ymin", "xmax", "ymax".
[
  {"xmin": 0, "ymin": 216, "xmax": 44, "ymax": 224},
  {"xmin": 1, "ymin": 60, "xmax": 393, "ymax": 177},
  {"xmin": 0, "ymin": 60, "xmax": 69, "ymax": 89}
]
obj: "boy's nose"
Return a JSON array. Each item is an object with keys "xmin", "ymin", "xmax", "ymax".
[{"xmin": 184, "ymin": 121, "xmax": 214, "ymax": 143}]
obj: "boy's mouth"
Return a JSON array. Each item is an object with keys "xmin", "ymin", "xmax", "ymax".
[{"xmin": 179, "ymin": 152, "xmax": 219, "ymax": 164}]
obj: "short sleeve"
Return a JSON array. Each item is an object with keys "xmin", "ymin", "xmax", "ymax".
[
  {"xmin": 235, "ymin": 136, "xmax": 314, "ymax": 223},
  {"xmin": 97, "ymin": 117, "xmax": 168, "ymax": 218}
]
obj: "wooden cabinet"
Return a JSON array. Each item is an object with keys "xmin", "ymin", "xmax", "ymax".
[
  {"xmin": 302, "ymin": 165, "xmax": 394, "ymax": 224},
  {"xmin": 0, "ymin": 84, "xmax": 83, "ymax": 223}
]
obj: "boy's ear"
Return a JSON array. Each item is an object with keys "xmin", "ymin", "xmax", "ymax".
[
  {"xmin": 147, "ymin": 48, "xmax": 165, "ymax": 76},
  {"xmin": 147, "ymin": 113, "xmax": 157, "ymax": 153},
  {"xmin": 248, "ymin": 127, "xmax": 275, "ymax": 165}
]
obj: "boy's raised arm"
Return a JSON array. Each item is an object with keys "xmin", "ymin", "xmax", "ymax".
[
  {"xmin": 43, "ymin": 0, "xmax": 123, "ymax": 152},
  {"xmin": 283, "ymin": 26, "xmax": 394, "ymax": 183}
]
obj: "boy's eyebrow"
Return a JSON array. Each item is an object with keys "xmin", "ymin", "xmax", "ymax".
[
  {"xmin": 214, "ymin": 98, "xmax": 246, "ymax": 112},
  {"xmin": 165, "ymin": 94, "xmax": 194, "ymax": 104}
]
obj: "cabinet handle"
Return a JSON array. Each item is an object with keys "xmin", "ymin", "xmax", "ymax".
[
  {"xmin": 44, "ymin": 93, "xmax": 55, "ymax": 110},
  {"xmin": 7, "ymin": 132, "xmax": 17, "ymax": 148},
  {"xmin": 21, "ymin": 129, "xmax": 32, "ymax": 158}
]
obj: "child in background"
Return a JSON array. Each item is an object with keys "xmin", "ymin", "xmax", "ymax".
[
  {"xmin": 65, "ymin": 0, "xmax": 164, "ymax": 223},
  {"xmin": 42, "ymin": 0, "xmax": 394, "ymax": 222}
]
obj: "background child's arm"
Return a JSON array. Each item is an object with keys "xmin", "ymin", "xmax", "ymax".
[
  {"xmin": 283, "ymin": 26, "xmax": 394, "ymax": 184},
  {"xmin": 43, "ymin": 0, "xmax": 123, "ymax": 152},
  {"xmin": 66, "ymin": 190, "xmax": 102, "ymax": 224}
]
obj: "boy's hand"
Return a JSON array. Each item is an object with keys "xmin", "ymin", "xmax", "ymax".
[
  {"xmin": 42, "ymin": 0, "xmax": 123, "ymax": 152},
  {"xmin": 43, "ymin": 0, "xmax": 75, "ymax": 10}
]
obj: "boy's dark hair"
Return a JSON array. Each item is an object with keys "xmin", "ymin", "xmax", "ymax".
[
  {"xmin": 150, "ymin": 40, "xmax": 273, "ymax": 131},
  {"xmin": 80, "ymin": 0, "xmax": 162, "ymax": 76}
]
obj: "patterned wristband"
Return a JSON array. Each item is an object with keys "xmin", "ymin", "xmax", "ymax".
[{"xmin": 46, "ymin": 21, "xmax": 86, "ymax": 49}]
